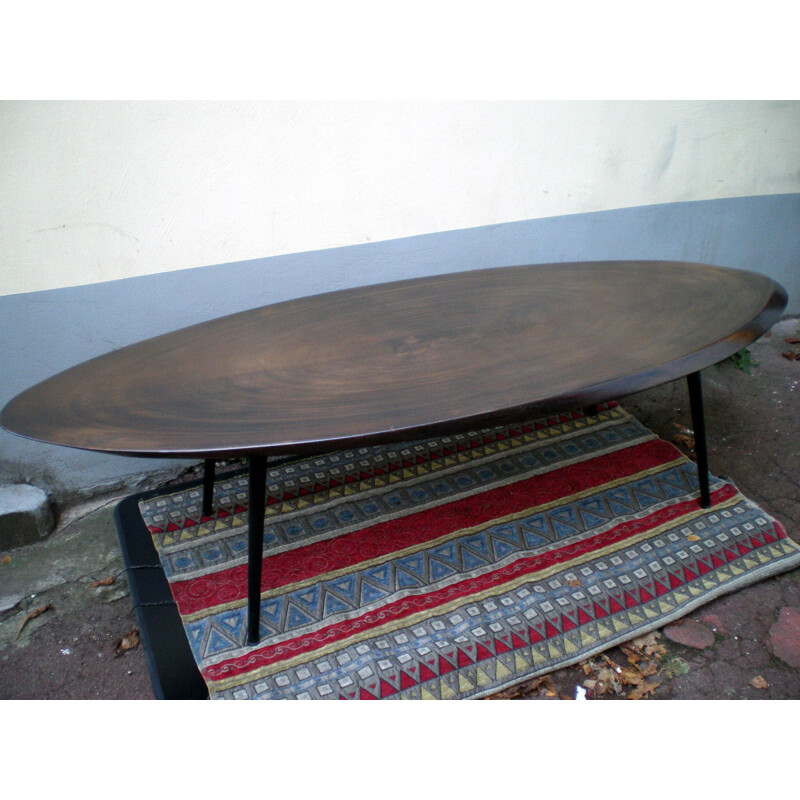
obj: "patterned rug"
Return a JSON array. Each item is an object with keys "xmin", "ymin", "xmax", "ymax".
[{"xmin": 136, "ymin": 403, "xmax": 800, "ymax": 699}]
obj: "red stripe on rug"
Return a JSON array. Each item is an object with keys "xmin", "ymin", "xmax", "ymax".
[
  {"xmin": 203, "ymin": 482, "xmax": 739, "ymax": 683},
  {"xmin": 171, "ymin": 438, "xmax": 678, "ymax": 615}
]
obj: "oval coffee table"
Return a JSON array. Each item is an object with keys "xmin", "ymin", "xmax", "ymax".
[{"xmin": 1, "ymin": 260, "xmax": 787, "ymax": 643}]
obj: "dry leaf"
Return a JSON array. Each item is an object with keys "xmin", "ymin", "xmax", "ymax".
[
  {"xmin": 637, "ymin": 660, "xmax": 661, "ymax": 678},
  {"xmin": 16, "ymin": 603, "xmax": 53, "ymax": 638},
  {"xmin": 115, "ymin": 628, "xmax": 140, "ymax": 655},
  {"xmin": 90, "ymin": 576, "xmax": 115, "ymax": 587},
  {"xmin": 487, "ymin": 675, "xmax": 558, "ymax": 700},
  {"xmin": 521, "ymin": 676, "xmax": 558, "ymax": 698},
  {"xmin": 782, "ymin": 351, "xmax": 800, "ymax": 361},
  {"xmin": 542, "ymin": 679, "xmax": 558, "ymax": 698},
  {"xmin": 627, "ymin": 680, "xmax": 660, "ymax": 700},
  {"xmin": 487, "ymin": 682, "xmax": 526, "ymax": 699},
  {"xmin": 785, "ymin": 337, "xmax": 800, "ymax": 344},
  {"xmin": 485, "ymin": 689, "xmax": 516, "ymax": 700},
  {"xmin": 622, "ymin": 647, "xmax": 643, "ymax": 665},
  {"xmin": 602, "ymin": 654, "xmax": 622, "ymax": 670},
  {"xmin": 686, "ymin": 534, "xmax": 701, "ymax": 542},
  {"xmin": 566, "ymin": 578, "xmax": 583, "ymax": 588},
  {"xmin": 595, "ymin": 667, "xmax": 623, "ymax": 696},
  {"xmin": 618, "ymin": 666, "xmax": 646, "ymax": 686},
  {"xmin": 642, "ymin": 637, "xmax": 667, "ymax": 657},
  {"xmin": 750, "ymin": 675, "xmax": 768, "ymax": 690},
  {"xmin": 1, "ymin": 555, "xmax": 11, "ymax": 566},
  {"xmin": 626, "ymin": 632, "xmax": 667, "ymax": 657},
  {"xmin": 672, "ymin": 433, "xmax": 696, "ymax": 457}
]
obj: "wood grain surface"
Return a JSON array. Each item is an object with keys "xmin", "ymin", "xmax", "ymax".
[{"xmin": 1, "ymin": 261, "xmax": 786, "ymax": 458}]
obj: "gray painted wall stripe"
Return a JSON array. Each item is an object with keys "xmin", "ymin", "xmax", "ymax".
[{"xmin": 2, "ymin": 193, "xmax": 798, "ymax": 503}]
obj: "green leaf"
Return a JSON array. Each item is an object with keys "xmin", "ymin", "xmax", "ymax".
[
  {"xmin": 661, "ymin": 656, "xmax": 690, "ymax": 678},
  {"xmin": 730, "ymin": 348, "xmax": 759, "ymax": 373}
]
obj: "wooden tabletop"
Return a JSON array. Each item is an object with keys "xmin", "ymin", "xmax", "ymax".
[{"xmin": 1, "ymin": 261, "xmax": 786, "ymax": 459}]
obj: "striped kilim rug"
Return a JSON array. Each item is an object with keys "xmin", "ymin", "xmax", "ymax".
[{"xmin": 137, "ymin": 403, "xmax": 800, "ymax": 699}]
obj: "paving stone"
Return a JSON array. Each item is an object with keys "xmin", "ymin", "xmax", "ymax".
[
  {"xmin": 714, "ymin": 637, "xmax": 741, "ymax": 661},
  {"xmin": 662, "ymin": 619, "xmax": 716, "ymax": 649},
  {"xmin": 767, "ymin": 607, "xmax": 800, "ymax": 669},
  {"xmin": 708, "ymin": 661, "xmax": 747, "ymax": 698},
  {"xmin": 0, "ymin": 484, "xmax": 54, "ymax": 550},
  {"xmin": 699, "ymin": 613, "xmax": 726, "ymax": 634}
]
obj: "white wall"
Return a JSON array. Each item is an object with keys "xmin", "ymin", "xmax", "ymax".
[{"xmin": 2, "ymin": 100, "xmax": 799, "ymax": 297}]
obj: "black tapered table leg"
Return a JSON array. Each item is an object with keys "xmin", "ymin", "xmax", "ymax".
[
  {"xmin": 687, "ymin": 371, "xmax": 711, "ymax": 508},
  {"xmin": 247, "ymin": 454, "xmax": 268, "ymax": 644},
  {"xmin": 202, "ymin": 459, "xmax": 216, "ymax": 516}
]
